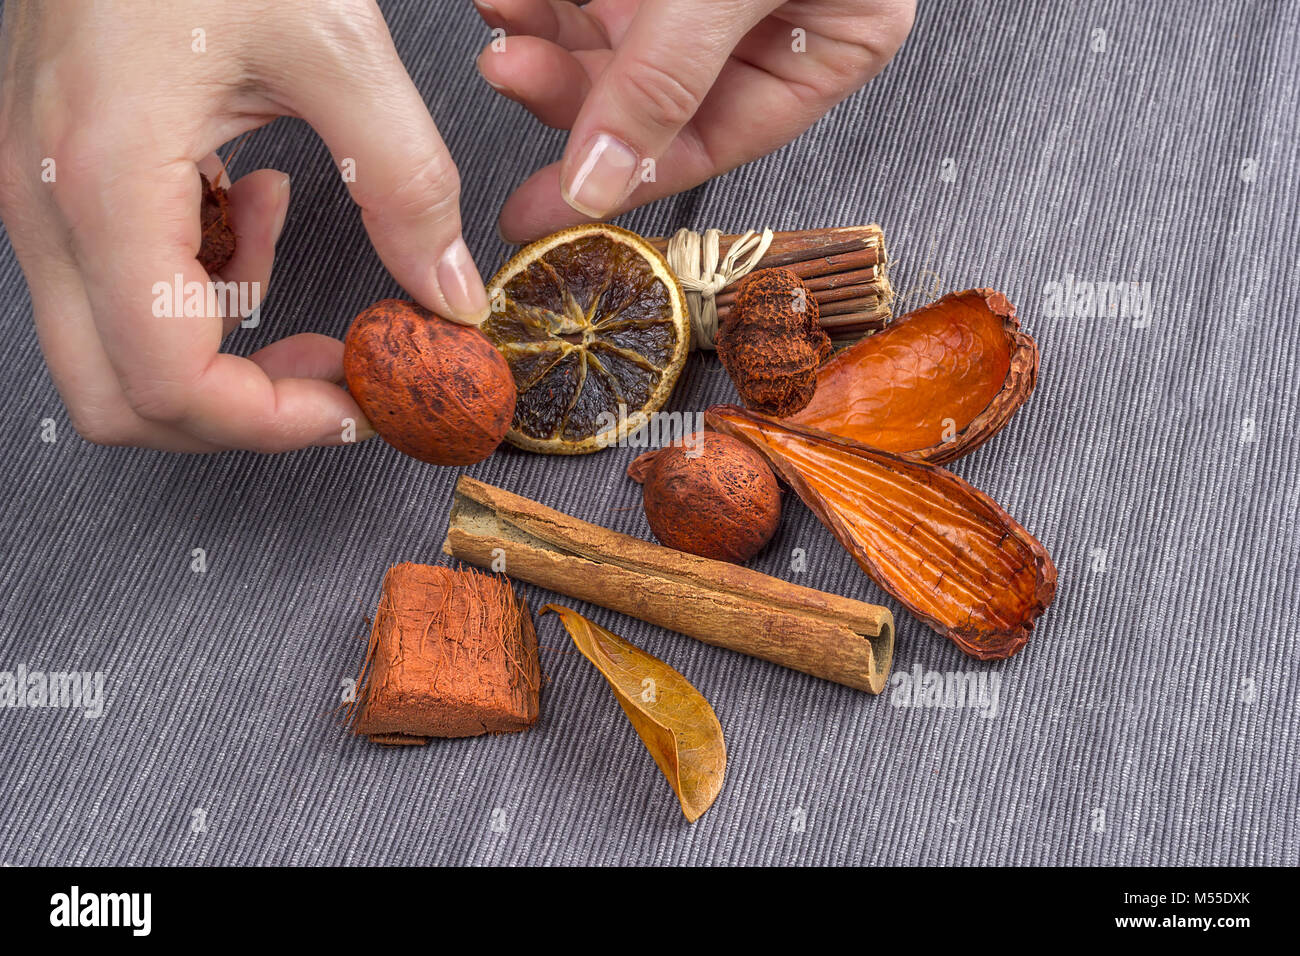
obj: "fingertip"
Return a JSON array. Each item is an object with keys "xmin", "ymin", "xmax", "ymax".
[
  {"xmin": 560, "ymin": 132, "xmax": 639, "ymax": 220},
  {"xmin": 498, "ymin": 165, "xmax": 593, "ymax": 243},
  {"xmin": 320, "ymin": 412, "xmax": 378, "ymax": 447},
  {"xmin": 433, "ymin": 237, "xmax": 490, "ymax": 326},
  {"xmin": 472, "ymin": 0, "xmax": 505, "ymax": 29},
  {"xmin": 477, "ymin": 37, "xmax": 593, "ymax": 130},
  {"xmin": 476, "ymin": 47, "xmax": 511, "ymax": 94}
]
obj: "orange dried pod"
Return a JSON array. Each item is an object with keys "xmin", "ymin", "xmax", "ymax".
[
  {"xmin": 707, "ymin": 405, "xmax": 1056, "ymax": 660},
  {"xmin": 790, "ymin": 289, "xmax": 1038, "ymax": 464},
  {"xmin": 344, "ymin": 299, "xmax": 516, "ymax": 465}
]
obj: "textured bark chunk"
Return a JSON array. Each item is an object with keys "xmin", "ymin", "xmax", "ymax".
[{"xmin": 349, "ymin": 563, "xmax": 541, "ymax": 741}]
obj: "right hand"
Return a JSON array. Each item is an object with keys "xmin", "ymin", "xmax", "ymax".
[{"xmin": 0, "ymin": 0, "xmax": 489, "ymax": 452}]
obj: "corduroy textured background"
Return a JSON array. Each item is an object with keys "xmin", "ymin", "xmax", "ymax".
[{"xmin": 1, "ymin": 0, "xmax": 1297, "ymax": 866}]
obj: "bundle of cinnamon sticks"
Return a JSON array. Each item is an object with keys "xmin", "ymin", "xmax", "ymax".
[{"xmin": 648, "ymin": 224, "xmax": 891, "ymax": 345}]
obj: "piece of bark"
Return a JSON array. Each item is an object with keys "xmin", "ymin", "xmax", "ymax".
[
  {"xmin": 348, "ymin": 563, "xmax": 541, "ymax": 743},
  {"xmin": 442, "ymin": 476, "xmax": 894, "ymax": 693}
]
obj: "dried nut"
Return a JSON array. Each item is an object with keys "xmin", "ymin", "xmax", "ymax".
[
  {"xmin": 343, "ymin": 299, "xmax": 517, "ymax": 465},
  {"xmin": 197, "ymin": 172, "xmax": 235, "ymax": 274},
  {"xmin": 641, "ymin": 433, "xmax": 781, "ymax": 564},
  {"xmin": 715, "ymin": 267, "xmax": 831, "ymax": 417}
]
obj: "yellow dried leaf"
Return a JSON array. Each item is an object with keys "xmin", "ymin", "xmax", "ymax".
[{"xmin": 543, "ymin": 604, "xmax": 726, "ymax": 822}]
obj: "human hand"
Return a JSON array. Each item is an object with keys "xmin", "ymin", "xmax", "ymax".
[
  {"xmin": 0, "ymin": 0, "xmax": 488, "ymax": 451},
  {"xmin": 474, "ymin": 0, "xmax": 916, "ymax": 243}
]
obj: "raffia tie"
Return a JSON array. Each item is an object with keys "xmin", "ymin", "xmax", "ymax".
[{"xmin": 666, "ymin": 227, "xmax": 774, "ymax": 350}]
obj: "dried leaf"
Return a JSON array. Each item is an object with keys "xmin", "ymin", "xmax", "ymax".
[
  {"xmin": 543, "ymin": 604, "xmax": 726, "ymax": 822},
  {"xmin": 790, "ymin": 289, "xmax": 1038, "ymax": 464},
  {"xmin": 707, "ymin": 406, "xmax": 1056, "ymax": 660}
]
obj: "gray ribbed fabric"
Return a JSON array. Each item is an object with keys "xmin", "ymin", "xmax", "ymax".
[{"xmin": 1, "ymin": 0, "xmax": 1296, "ymax": 866}]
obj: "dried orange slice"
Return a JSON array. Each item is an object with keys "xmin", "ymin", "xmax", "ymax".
[{"xmin": 482, "ymin": 224, "xmax": 689, "ymax": 454}]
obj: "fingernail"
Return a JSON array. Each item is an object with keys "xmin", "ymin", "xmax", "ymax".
[
  {"xmin": 436, "ymin": 237, "xmax": 490, "ymax": 325},
  {"xmin": 271, "ymin": 174, "xmax": 291, "ymax": 245},
  {"xmin": 473, "ymin": 1, "xmax": 503, "ymax": 25},
  {"xmin": 476, "ymin": 60, "xmax": 511, "ymax": 94},
  {"xmin": 562, "ymin": 133, "xmax": 639, "ymax": 219}
]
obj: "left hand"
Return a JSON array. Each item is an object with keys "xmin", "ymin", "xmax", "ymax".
[{"xmin": 474, "ymin": 0, "xmax": 916, "ymax": 242}]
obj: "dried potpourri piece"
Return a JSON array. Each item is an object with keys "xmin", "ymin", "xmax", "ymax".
[
  {"xmin": 543, "ymin": 604, "xmax": 725, "ymax": 822},
  {"xmin": 707, "ymin": 405, "xmax": 1056, "ymax": 660},
  {"xmin": 348, "ymin": 563, "xmax": 541, "ymax": 743},
  {"xmin": 634, "ymin": 432, "xmax": 781, "ymax": 564},
  {"xmin": 444, "ymin": 477, "xmax": 895, "ymax": 694},
  {"xmin": 715, "ymin": 267, "xmax": 832, "ymax": 416},
  {"xmin": 645, "ymin": 224, "xmax": 894, "ymax": 343},
  {"xmin": 343, "ymin": 299, "xmax": 516, "ymax": 466},
  {"xmin": 197, "ymin": 172, "xmax": 235, "ymax": 274},
  {"xmin": 482, "ymin": 224, "xmax": 689, "ymax": 454},
  {"xmin": 789, "ymin": 289, "xmax": 1038, "ymax": 464}
]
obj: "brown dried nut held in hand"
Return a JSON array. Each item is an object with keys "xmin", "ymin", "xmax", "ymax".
[
  {"xmin": 716, "ymin": 268, "xmax": 832, "ymax": 417},
  {"xmin": 636, "ymin": 433, "xmax": 780, "ymax": 564},
  {"xmin": 790, "ymin": 289, "xmax": 1038, "ymax": 464},
  {"xmin": 343, "ymin": 299, "xmax": 517, "ymax": 465},
  {"xmin": 347, "ymin": 563, "xmax": 541, "ymax": 743},
  {"xmin": 197, "ymin": 172, "xmax": 235, "ymax": 274}
]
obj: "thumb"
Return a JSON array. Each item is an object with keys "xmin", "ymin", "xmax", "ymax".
[
  {"xmin": 559, "ymin": 0, "xmax": 774, "ymax": 220},
  {"xmin": 276, "ymin": 20, "xmax": 489, "ymax": 325}
]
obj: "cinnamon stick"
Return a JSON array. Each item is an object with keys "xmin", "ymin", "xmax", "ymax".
[{"xmin": 442, "ymin": 477, "xmax": 895, "ymax": 694}]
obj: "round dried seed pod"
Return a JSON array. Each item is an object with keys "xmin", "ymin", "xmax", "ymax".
[
  {"xmin": 344, "ymin": 299, "xmax": 517, "ymax": 465},
  {"xmin": 641, "ymin": 433, "xmax": 781, "ymax": 564}
]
